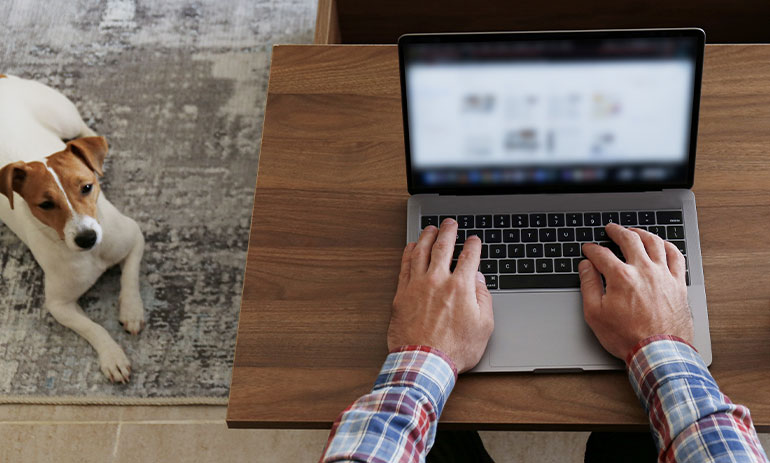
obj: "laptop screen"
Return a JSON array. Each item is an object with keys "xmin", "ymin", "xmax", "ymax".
[{"xmin": 399, "ymin": 30, "xmax": 704, "ymax": 194}]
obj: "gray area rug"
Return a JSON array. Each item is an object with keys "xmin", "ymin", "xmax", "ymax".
[{"xmin": 0, "ymin": 0, "xmax": 315, "ymax": 401}]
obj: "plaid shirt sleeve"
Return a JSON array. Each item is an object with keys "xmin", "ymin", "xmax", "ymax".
[
  {"xmin": 627, "ymin": 335, "xmax": 769, "ymax": 463},
  {"xmin": 320, "ymin": 345, "xmax": 457, "ymax": 463}
]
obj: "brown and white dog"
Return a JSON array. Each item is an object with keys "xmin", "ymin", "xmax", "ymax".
[{"xmin": 0, "ymin": 75, "xmax": 144, "ymax": 383}]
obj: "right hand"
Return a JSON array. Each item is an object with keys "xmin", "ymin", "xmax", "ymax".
[{"xmin": 578, "ymin": 223, "xmax": 693, "ymax": 362}]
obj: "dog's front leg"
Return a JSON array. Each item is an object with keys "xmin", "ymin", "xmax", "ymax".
[
  {"xmin": 46, "ymin": 299, "xmax": 131, "ymax": 383},
  {"xmin": 119, "ymin": 219, "xmax": 145, "ymax": 335}
]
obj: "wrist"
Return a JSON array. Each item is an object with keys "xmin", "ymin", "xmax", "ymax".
[
  {"xmin": 389, "ymin": 344, "xmax": 458, "ymax": 378},
  {"xmin": 625, "ymin": 334, "xmax": 697, "ymax": 365}
]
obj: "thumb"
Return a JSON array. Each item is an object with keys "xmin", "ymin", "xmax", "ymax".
[
  {"xmin": 578, "ymin": 259, "xmax": 603, "ymax": 321},
  {"xmin": 475, "ymin": 272, "xmax": 494, "ymax": 327}
]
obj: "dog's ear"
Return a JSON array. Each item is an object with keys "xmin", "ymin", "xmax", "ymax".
[
  {"xmin": 66, "ymin": 136, "xmax": 108, "ymax": 177},
  {"xmin": 0, "ymin": 161, "xmax": 28, "ymax": 210}
]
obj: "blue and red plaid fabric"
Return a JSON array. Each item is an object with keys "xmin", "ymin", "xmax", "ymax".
[
  {"xmin": 627, "ymin": 335, "xmax": 769, "ymax": 463},
  {"xmin": 321, "ymin": 339, "xmax": 768, "ymax": 463}
]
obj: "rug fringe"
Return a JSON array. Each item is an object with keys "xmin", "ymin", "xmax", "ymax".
[{"xmin": 0, "ymin": 395, "xmax": 228, "ymax": 405}]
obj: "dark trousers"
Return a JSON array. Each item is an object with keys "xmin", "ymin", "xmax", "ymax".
[{"xmin": 425, "ymin": 430, "xmax": 658, "ymax": 462}]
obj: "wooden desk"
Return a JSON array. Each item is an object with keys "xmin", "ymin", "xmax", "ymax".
[{"xmin": 227, "ymin": 44, "xmax": 770, "ymax": 430}]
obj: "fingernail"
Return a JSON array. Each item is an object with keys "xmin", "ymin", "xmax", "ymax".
[
  {"xmin": 476, "ymin": 272, "xmax": 485, "ymax": 283},
  {"xmin": 578, "ymin": 260, "xmax": 590, "ymax": 275},
  {"xmin": 443, "ymin": 218, "xmax": 456, "ymax": 225}
]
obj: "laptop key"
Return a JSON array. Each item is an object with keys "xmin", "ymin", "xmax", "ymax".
[
  {"xmin": 539, "ymin": 228, "xmax": 557, "ymax": 242},
  {"xmin": 466, "ymin": 229, "xmax": 484, "ymax": 240},
  {"xmin": 600, "ymin": 242, "xmax": 625, "ymax": 262},
  {"xmin": 657, "ymin": 211, "xmax": 683, "ymax": 224},
  {"xmin": 572, "ymin": 258, "xmax": 584, "ymax": 272},
  {"xmin": 576, "ymin": 228, "xmax": 593, "ymax": 241},
  {"xmin": 481, "ymin": 244, "xmax": 489, "ymax": 258},
  {"xmin": 638, "ymin": 211, "xmax": 656, "ymax": 225},
  {"xmin": 526, "ymin": 244, "xmax": 544, "ymax": 258},
  {"xmin": 566, "ymin": 213, "xmax": 583, "ymax": 226},
  {"xmin": 485, "ymin": 275, "xmax": 498, "ymax": 290},
  {"xmin": 667, "ymin": 226, "xmax": 684, "ymax": 240},
  {"xmin": 557, "ymin": 228, "xmax": 575, "ymax": 242},
  {"xmin": 450, "ymin": 260, "xmax": 457, "ymax": 272},
  {"xmin": 517, "ymin": 259, "xmax": 535, "ymax": 273},
  {"xmin": 584, "ymin": 213, "xmax": 601, "ymax": 226},
  {"xmin": 456, "ymin": 230, "xmax": 466, "ymax": 244},
  {"xmin": 508, "ymin": 244, "xmax": 525, "ymax": 258},
  {"xmin": 476, "ymin": 215, "xmax": 492, "ymax": 228},
  {"xmin": 602, "ymin": 212, "xmax": 620, "ymax": 225},
  {"xmin": 458, "ymin": 215, "xmax": 474, "ymax": 228},
  {"xmin": 620, "ymin": 212, "xmax": 638, "ymax": 225},
  {"xmin": 485, "ymin": 229, "xmax": 502, "ymax": 243},
  {"xmin": 671, "ymin": 240, "xmax": 686, "ymax": 254},
  {"xmin": 521, "ymin": 229, "xmax": 539, "ymax": 242},
  {"xmin": 548, "ymin": 213, "xmax": 565, "ymax": 227},
  {"xmin": 530, "ymin": 213, "xmax": 547, "ymax": 227},
  {"xmin": 494, "ymin": 214, "xmax": 511, "ymax": 228},
  {"xmin": 536, "ymin": 259, "xmax": 554, "ymax": 273},
  {"xmin": 563, "ymin": 242, "xmax": 581, "ymax": 257},
  {"xmin": 490, "ymin": 244, "xmax": 506, "ymax": 258},
  {"xmin": 647, "ymin": 226, "xmax": 666, "ymax": 239},
  {"xmin": 594, "ymin": 227, "xmax": 608, "ymax": 241},
  {"xmin": 545, "ymin": 243, "xmax": 561, "ymax": 257},
  {"xmin": 500, "ymin": 260, "xmax": 516, "ymax": 273},
  {"xmin": 503, "ymin": 229, "xmax": 520, "ymax": 242},
  {"xmin": 421, "ymin": 216, "xmax": 438, "ymax": 229},
  {"xmin": 480, "ymin": 260, "xmax": 498, "ymax": 274},
  {"xmin": 499, "ymin": 274, "xmax": 580, "ymax": 289},
  {"xmin": 555, "ymin": 258, "xmax": 572, "ymax": 272},
  {"xmin": 512, "ymin": 214, "xmax": 528, "ymax": 227}
]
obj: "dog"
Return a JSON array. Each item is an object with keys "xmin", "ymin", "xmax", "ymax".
[{"xmin": 0, "ymin": 75, "xmax": 144, "ymax": 383}]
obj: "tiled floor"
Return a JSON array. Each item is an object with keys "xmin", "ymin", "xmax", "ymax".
[{"xmin": 2, "ymin": 403, "xmax": 767, "ymax": 461}]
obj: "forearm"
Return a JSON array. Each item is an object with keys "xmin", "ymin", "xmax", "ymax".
[
  {"xmin": 320, "ymin": 346, "xmax": 456, "ymax": 463},
  {"xmin": 627, "ymin": 336, "xmax": 769, "ymax": 463}
]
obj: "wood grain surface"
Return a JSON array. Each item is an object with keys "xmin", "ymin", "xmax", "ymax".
[
  {"xmin": 227, "ymin": 44, "xmax": 770, "ymax": 430},
  {"xmin": 321, "ymin": 0, "xmax": 770, "ymax": 44}
]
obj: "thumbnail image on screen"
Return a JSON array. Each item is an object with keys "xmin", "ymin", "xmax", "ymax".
[{"xmin": 402, "ymin": 34, "xmax": 701, "ymax": 191}]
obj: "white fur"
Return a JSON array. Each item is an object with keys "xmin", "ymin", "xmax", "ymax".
[{"xmin": 0, "ymin": 75, "xmax": 145, "ymax": 383}]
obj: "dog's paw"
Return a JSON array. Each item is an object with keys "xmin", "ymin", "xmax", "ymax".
[
  {"xmin": 99, "ymin": 345, "xmax": 131, "ymax": 384},
  {"xmin": 119, "ymin": 291, "xmax": 145, "ymax": 335}
]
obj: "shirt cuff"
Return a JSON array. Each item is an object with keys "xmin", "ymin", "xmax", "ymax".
[
  {"xmin": 626, "ymin": 335, "xmax": 714, "ymax": 413},
  {"xmin": 375, "ymin": 345, "xmax": 457, "ymax": 417}
]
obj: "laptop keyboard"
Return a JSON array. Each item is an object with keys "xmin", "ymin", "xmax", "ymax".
[{"xmin": 419, "ymin": 211, "xmax": 689, "ymax": 290}]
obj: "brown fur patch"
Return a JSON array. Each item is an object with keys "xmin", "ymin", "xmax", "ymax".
[
  {"xmin": 0, "ymin": 74, "xmax": 6, "ymax": 78},
  {"xmin": 46, "ymin": 150, "xmax": 101, "ymax": 221},
  {"xmin": 11, "ymin": 161, "xmax": 72, "ymax": 239}
]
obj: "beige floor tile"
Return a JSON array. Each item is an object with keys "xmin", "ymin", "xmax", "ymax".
[
  {"xmin": 114, "ymin": 422, "xmax": 329, "ymax": 463},
  {"xmin": 0, "ymin": 423, "xmax": 119, "ymax": 463},
  {"xmin": 0, "ymin": 404, "xmax": 123, "ymax": 422},
  {"xmin": 119, "ymin": 405, "xmax": 226, "ymax": 422},
  {"xmin": 479, "ymin": 431, "xmax": 589, "ymax": 463}
]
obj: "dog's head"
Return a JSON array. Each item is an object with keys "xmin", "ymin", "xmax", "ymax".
[{"xmin": 0, "ymin": 136, "xmax": 108, "ymax": 251}]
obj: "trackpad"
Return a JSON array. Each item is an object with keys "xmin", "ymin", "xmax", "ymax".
[{"xmin": 488, "ymin": 291, "xmax": 620, "ymax": 369}]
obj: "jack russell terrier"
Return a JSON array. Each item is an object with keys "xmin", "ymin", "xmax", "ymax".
[{"xmin": 0, "ymin": 75, "xmax": 144, "ymax": 383}]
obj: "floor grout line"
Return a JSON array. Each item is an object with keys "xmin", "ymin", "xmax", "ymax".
[{"xmin": 112, "ymin": 422, "xmax": 122, "ymax": 459}]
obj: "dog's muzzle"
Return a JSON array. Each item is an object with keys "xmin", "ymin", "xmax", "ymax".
[{"xmin": 74, "ymin": 230, "xmax": 98, "ymax": 249}]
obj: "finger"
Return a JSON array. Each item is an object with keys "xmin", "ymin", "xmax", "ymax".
[
  {"xmin": 411, "ymin": 225, "xmax": 438, "ymax": 274},
  {"xmin": 578, "ymin": 259, "xmax": 604, "ymax": 322},
  {"xmin": 664, "ymin": 240, "xmax": 687, "ymax": 282},
  {"xmin": 605, "ymin": 223, "xmax": 647, "ymax": 264},
  {"xmin": 629, "ymin": 227, "xmax": 666, "ymax": 264},
  {"xmin": 582, "ymin": 242, "xmax": 625, "ymax": 277},
  {"xmin": 398, "ymin": 242, "xmax": 416, "ymax": 288},
  {"xmin": 454, "ymin": 235, "xmax": 482, "ymax": 280},
  {"xmin": 474, "ymin": 271, "xmax": 495, "ymax": 334},
  {"xmin": 428, "ymin": 218, "xmax": 459, "ymax": 274}
]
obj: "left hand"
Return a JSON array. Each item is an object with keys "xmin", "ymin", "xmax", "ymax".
[{"xmin": 387, "ymin": 218, "xmax": 494, "ymax": 373}]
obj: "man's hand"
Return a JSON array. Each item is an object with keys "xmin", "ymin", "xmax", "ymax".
[
  {"xmin": 579, "ymin": 223, "xmax": 693, "ymax": 361},
  {"xmin": 388, "ymin": 218, "xmax": 494, "ymax": 373}
]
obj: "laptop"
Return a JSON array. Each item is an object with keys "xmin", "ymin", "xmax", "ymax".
[{"xmin": 398, "ymin": 28, "xmax": 712, "ymax": 372}]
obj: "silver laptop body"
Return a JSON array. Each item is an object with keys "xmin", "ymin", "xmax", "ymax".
[{"xmin": 399, "ymin": 29, "xmax": 712, "ymax": 372}]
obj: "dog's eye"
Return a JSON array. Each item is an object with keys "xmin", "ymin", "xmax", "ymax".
[
  {"xmin": 38, "ymin": 201, "xmax": 55, "ymax": 210},
  {"xmin": 81, "ymin": 184, "xmax": 93, "ymax": 195}
]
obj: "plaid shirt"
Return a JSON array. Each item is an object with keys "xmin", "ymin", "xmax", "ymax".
[{"xmin": 321, "ymin": 338, "xmax": 768, "ymax": 463}]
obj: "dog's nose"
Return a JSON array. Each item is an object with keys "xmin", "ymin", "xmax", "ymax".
[{"xmin": 74, "ymin": 230, "xmax": 97, "ymax": 249}]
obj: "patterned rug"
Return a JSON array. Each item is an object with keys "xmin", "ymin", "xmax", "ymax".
[{"xmin": 0, "ymin": 0, "xmax": 315, "ymax": 403}]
